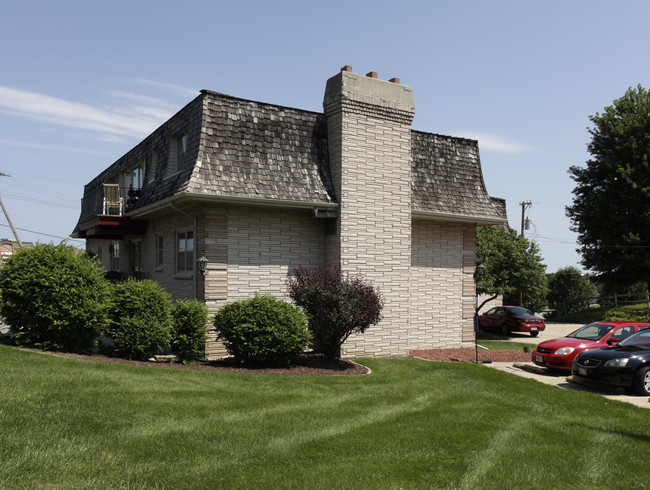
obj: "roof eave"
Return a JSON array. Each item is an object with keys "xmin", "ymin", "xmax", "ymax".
[
  {"xmin": 411, "ymin": 209, "xmax": 507, "ymax": 226},
  {"xmin": 127, "ymin": 193, "xmax": 339, "ymax": 218}
]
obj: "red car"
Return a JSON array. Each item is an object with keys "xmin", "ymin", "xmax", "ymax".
[
  {"xmin": 478, "ymin": 306, "xmax": 545, "ymax": 337},
  {"xmin": 532, "ymin": 321, "xmax": 650, "ymax": 371}
]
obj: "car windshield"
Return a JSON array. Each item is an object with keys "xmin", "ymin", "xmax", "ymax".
[
  {"xmin": 566, "ymin": 323, "xmax": 613, "ymax": 341},
  {"xmin": 509, "ymin": 307, "xmax": 533, "ymax": 316},
  {"xmin": 619, "ymin": 329, "xmax": 650, "ymax": 348}
]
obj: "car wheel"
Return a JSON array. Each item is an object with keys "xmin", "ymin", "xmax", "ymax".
[
  {"xmin": 501, "ymin": 324, "xmax": 511, "ymax": 336},
  {"xmin": 632, "ymin": 366, "xmax": 650, "ymax": 396},
  {"xmin": 530, "ymin": 331, "xmax": 539, "ymax": 337}
]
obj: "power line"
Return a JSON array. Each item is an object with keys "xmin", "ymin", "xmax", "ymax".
[
  {"xmin": 0, "ymin": 192, "xmax": 78, "ymax": 210},
  {"xmin": 0, "ymin": 222, "xmax": 84, "ymax": 243}
]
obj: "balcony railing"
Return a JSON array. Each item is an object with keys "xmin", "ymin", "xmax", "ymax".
[{"xmin": 80, "ymin": 184, "xmax": 143, "ymax": 223}]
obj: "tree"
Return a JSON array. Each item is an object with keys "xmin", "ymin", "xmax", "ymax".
[
  {"xmin": 567, "ymin": 85, "xmax": 650, "ymax": 290},
  {"xmin": 287, "ymin": 267, "xmax": 383, "ymax": 360},
  {"xmin": 476, "ymin": 226, "xmax": 548, "ymax": 312},
  {"xmin": 547, "ymin": 267, "xmax": 596, "ymax": 316},
  {"xmin": 0, "ymin": 243, "xmax": 111, "ymax": 352}
]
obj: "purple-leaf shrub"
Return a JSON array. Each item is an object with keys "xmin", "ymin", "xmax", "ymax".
[{"xmin": 287, "ymin": 266, "xmax": 383, "ymax": 360}]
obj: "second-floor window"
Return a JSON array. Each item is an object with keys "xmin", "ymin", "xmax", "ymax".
[
  {"xmin": 131, "ymin": 164, "xmax": 143, "ymax": 191},
  {"xmin": 167, "ymin": 130, "xmax": 188, "ymax": 177}
]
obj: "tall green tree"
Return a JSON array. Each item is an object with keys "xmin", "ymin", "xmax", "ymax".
[
  {"xmin": 476, "ymin": 226, "xmax": 548, "ymax": 312},
  {"xmin": 547, "ymin": 266, "xmax": 596, "ymax": 316},
  {"xmin": 567, "ymin": 84, "xmax": 650, "ymax": 289}
]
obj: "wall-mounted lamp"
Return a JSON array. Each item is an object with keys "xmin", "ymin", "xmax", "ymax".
[
  {"xmin": 197, "ymin": 254, "xmax": 208, "ymax": 276},
  {"xmin": 473, "ymin": 263, "xmax": 485, "ymax": 282}
]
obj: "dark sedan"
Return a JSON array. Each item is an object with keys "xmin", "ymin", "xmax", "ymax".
[
  {"xmin": 570, "ymin": 329, "xmax": 650, "ymax": 395},
  {"xmin": 478, "ymin": 306, "xmax": 545, "ymax": 337}
]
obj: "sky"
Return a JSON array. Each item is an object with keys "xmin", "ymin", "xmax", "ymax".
[{"xmin": 0, "ymin": 0, "xmax": 649, "ymax": 273}]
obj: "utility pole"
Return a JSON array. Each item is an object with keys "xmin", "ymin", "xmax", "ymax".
[
  {"xmin": 518, "ymin": 201, "xmax": 532, "ymax": 306},
  {"xmin": 0, "ymin": 172, "xmax": 23, "ymax": 247},
  {"xmin": 520, "ymin": 200, "xmax": 532, "ymax": 236}
]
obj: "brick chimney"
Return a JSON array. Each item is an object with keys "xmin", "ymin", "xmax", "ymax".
[{"xmin": 323, "ymin": 67, "xmax": 416, "ymax": 356}]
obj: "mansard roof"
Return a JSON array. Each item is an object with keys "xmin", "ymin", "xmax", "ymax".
[
  {"xmin": 75, "ymin": 90, "xmax": 505, "ymax": 229},
  {"xmin": 411, "ymin": 131, "xmax": 504, "ymax": 222},
  {"xmin": 185, "ymin": 91, "xmax": 335, "ymax": 205}
]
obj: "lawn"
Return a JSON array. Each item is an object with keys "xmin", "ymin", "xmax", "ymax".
[{"xmin": 1, "ymin": 345, "xmax": 648, "ymax": 489}]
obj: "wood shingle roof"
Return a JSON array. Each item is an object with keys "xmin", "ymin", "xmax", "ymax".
[
  {"xmin": 75, "ymin": 90, "xmax": 505, "ymax": 227},
  {"xmin": 185, "ymin": 91, "xmax": 335, "ymax": 205}
]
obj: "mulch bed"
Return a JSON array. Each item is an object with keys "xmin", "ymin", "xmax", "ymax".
[
  {"xmin": 29, "ymin": 350, "xmax": 371, "ymax": 376},
  {"xmin": 13, "ymin": 340, "xmax": 530, "ymax": 375},
  {"xmin": 409, "ymin": 348, "xmax": 530, "ymax": 363}
]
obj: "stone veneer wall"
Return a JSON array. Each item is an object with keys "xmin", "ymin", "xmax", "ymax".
[
  {"xmin": 202, "ymin": 204, "xmax": 326, "ymax": 358},
  {"xmin": 409, "ymin": 220, "xmax": 477, "ymax": 349},
  {"xmin": 324, "ymin": 70, "xmax": 416, "ymax": 357},
  {"xmin": 142, "ymin": 212, "xmax": 197, "ymax": 300}
]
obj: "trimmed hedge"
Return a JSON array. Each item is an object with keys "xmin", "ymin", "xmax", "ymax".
[
  {"xmin": 171, "ymin": 299, "xmax": 209, "ymax": 362},
  {"xmin": 0, "ymin": 243, "xmax": 110, "ymax": 352},
  {"xmin": 214, "ymin": 294, "xmax": 311, "ymax": 365},
  {"xmin": 107, "ymin": 279, "xmax": 172, "ymax": 360}
]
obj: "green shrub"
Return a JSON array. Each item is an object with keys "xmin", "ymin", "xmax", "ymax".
[
  {"xmin": 170, "ymin": 299, "xmax": 209, "ymax": 362},
  {"xmin": 546, "ymin": 266, "xmax": 596, "ymax": 316},
  {"xmin": 600, "ymin": 308, "xmax": 650, "ymax": 322},
  {"xmin": 287, "ymin": 266, "xmax": 383, "ymax": 360},
  {"xmin": 0, "ymin": 243, "xmax": 110, "ymax": 352},
  {"xmin": 213, "ymin": 294, "xmax": 311, "ymax": 365},
  {"xmin": 107, "ymin": 279, "xmax": 172, "ymax": 360}
]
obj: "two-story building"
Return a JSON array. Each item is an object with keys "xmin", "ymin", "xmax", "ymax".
[{"xmin": 73, "ymin": 66, "xmax": 506, "ymax": 358}]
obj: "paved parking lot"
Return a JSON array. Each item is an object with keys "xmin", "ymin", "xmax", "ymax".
[
  {"xmin": 497, "ymin": 322, "xmax": 583, "ymax": 344},
  {"xmin": 484, "ymin": 322, "xmax": 650, "ymax": 409}
]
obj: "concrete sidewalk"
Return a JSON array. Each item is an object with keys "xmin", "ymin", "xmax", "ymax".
[{"xmin": 483, "ymin": 361, "xmax": 650, "ymax": 409}]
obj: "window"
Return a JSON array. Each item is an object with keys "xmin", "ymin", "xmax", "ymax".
[
  {"xmin": 176, "ymin": 230, "xmax": 194, "ymax": 274},
  {"xmin": 148, "ymin": 150, "xmax": 158, "ymax": 183},
  {"xmin": 167, "ymin": 130, "xmax": 188, "ymax": 177},
  {"xmin": 156, "ymin": 234, "xmax": 164, "ymax": 268},
  {"xmin": 109, "ymin": 242, "xmax": 120, "ymax": 271},
  {"xmin": 131, "ymin": 163, "xmax": 144, "ymax": 191},
  {"xmin": 130, "ymin": 241, "xmax": 142, "ymax": 276}
]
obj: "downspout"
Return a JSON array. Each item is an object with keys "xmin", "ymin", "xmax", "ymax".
[{"xmin": 168, "ymin": 201, "xmax": 198, "ymax": 299}]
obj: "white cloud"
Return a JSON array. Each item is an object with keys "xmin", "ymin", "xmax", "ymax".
[
  {"xmin": 0, "ymin": 138, "xmax": 100, "ymax": 155},
  {"xmin": 453, "ymin": 131, "xmax": 531, "ymax": 154},
  {"xmin": 130, "ymin": 78, "xmax": 199, "ymax": 98},
  {"xmin": 0, "ymin": 85, "xmax": 174, "ymax": 138}
]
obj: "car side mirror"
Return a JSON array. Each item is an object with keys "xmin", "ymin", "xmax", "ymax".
[{"xmin": 607, "ymin": 337, "xmax": 620, "ymax": 346}]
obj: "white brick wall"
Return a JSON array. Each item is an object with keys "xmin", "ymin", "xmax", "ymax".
[
  {"xmin": 409, "ymin": 220, "xmax": 477, "ymax": 349},
  {"xmin": 324, "ymin": 71, "xmax": 416, "ymax": 357},
  {"xmin": 225, "ymin": 206, "xmax": 326, "ymax": 301},
  {"xmin": 202, "ymin": 204, "xmax": 327, "ymax": 358}
]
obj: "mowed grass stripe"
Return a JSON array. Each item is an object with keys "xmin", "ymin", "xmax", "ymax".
[{"xmin": 0, "ymin": 346, "xmax": 648, "ymax": 489}]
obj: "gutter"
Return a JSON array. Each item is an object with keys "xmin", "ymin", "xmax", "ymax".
[
  {"xmin": 411, "ymin": 209, "xmax": 507, "ymax": 226},
  {"xmin": 128, "ymin": 193, "xmax": 339, "ymax": 219},
  {"xmin": 129, "ymin": 193, "xmax": 505, "ymax": 226}
]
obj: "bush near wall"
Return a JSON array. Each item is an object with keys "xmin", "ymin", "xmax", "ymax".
[
  {"xmin": 0, "ymin": 243, "xmax": 111, "ymax": 352},
  {"xmin": 214, "ymin": 294, "xmax": 311, "ymax": 366},
  {"xmin": 107, "ymin": 279, "xmax": 172, "ymax": 360},
  {"xmin": 170, "ymin": 299, "xmax": 209, "ymax": 362},
  {"xmin": 288, "ymin": 266, "xmax": 383, "ymax": 360}
]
